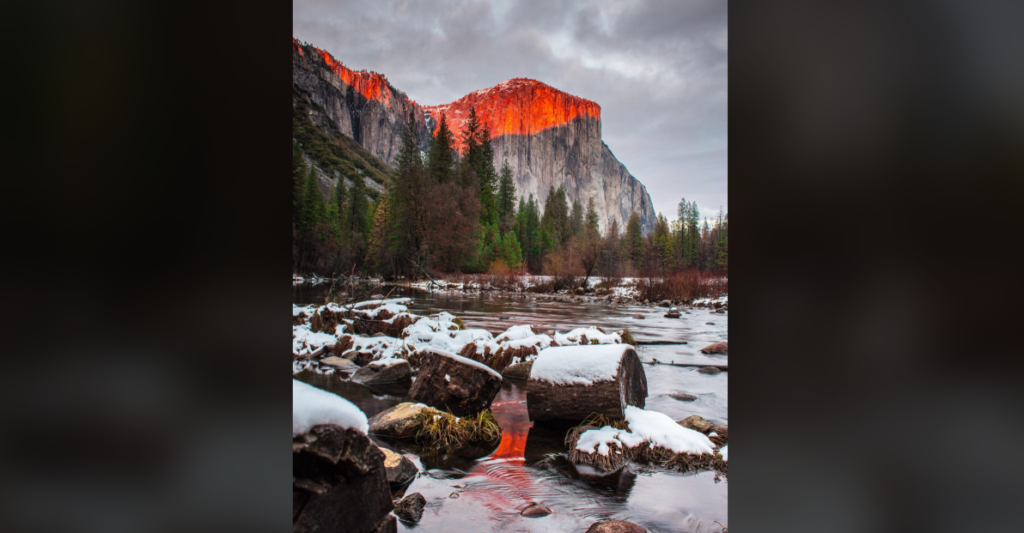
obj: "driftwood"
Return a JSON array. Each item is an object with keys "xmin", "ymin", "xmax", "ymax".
[{"xmin": 526, "ymin": 345, "xmax": 648, "ymax": 422}]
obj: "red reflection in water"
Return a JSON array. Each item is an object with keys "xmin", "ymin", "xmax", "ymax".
[{"xmin": 460, "ymin": 392, "xmax": 539, "ymax": 519}]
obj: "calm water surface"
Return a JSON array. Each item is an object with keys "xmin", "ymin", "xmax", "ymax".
[{"xmin": 294, "ymin": 286, "xmax": 727, "ymax": 532}]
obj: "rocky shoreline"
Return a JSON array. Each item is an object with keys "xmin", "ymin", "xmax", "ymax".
[{"xmin": 292, "ymin": 295, "xmax": 728, "ymax": 532}]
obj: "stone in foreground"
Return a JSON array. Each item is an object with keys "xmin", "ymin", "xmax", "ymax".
[
  {"xmin": 700, "ymin": 341, "xmax": 728, "ymax": 354},
  {"xmin": 502, "ymin": 360, "xmax": 533, "ymax": 380},
  {"xmin": 586, "ymin": 519, "xmax": 648, "ymax": 533},
  {"xmin": 678, "ymin": 414, "xmax": 713, "ymax": 433},
  {"xmin": 394, "ymin": 492, "xmax": 426, "ymax": 523},
  {"xmin": 293, "ymin": 424, "xmax": 394, "ymax": 533},
  {"xmin": 367, "ymin": 402, "xmax": 434, "ymax": 439},
  {"xmin": 351, "ymin": 360, "xmax": 412, "ymax": 385},
  {"xmin": 409, "ymin": 348, "xmax": 503, "ymax": 417},
  {"xmin": 526, "ymin": 344, "xmax": 647, "ymax": 422},
  {"xmin": 379, "ymin": 447, "xmax": 417, "ymax": 487}
]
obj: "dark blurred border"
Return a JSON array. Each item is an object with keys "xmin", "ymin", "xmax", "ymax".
[
  {"xmin": 730, "ymin": 0, "xmax": 1023, "ymax": 532},
  {"xmin": 4, "ymin": 0, "xmax": 1023, "ymax": 531},
  {"xmin": 4, "ymin": 1, "xmax": 293, "ymax": 532}
]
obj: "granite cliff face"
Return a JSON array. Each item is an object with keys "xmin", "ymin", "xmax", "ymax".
[
  {"xmin": 292, "ymin": 41, "xmax": 656, "ymax": 234},
  {"xmin": 292, "ymin": 39, "xmax": 429, "ymax": 166},
  {"xmin": 424, "ymin": 79, "xmax": 655, "ymax": 234}
]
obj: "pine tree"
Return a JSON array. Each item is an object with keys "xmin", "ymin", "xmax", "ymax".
[
  {"xmin": 570, "ymin": 198, "xmax": 583, "ymax": 237},
  {"xmin": 585, "ymin": 198, "xmax": 600, "ymax": 236},
  {"xmin": 496, "ymin": 159, "xmax": 516, "ymax": 234},
  {"xmin": 625, "ymin": 210, "xmax": 644, "ymax": 270},
  {"xmin": 298, "ymin": 167, "xmax": 324, "ymax": 234},
  {"xmin": 427, "ymin": 114, "xmax": 455, "ymax": 184}
]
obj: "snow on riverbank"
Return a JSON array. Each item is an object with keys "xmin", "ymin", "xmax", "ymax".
[{"xmin": 293, "ymin": 379, "xmax": 368, "ymax": 435}]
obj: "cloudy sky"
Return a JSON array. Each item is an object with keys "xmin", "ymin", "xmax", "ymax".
[{"xmin": 294, "ymin": 0, "xmax": 727, "ymax": 223}]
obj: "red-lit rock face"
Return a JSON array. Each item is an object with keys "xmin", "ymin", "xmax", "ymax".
[
  {"xmin": 294, "ymin": 38, "xmax": 394, "ymax": 106},
  {"xmin": 423, "ymin": 78, "xmax": 601, "ymax": 153}
]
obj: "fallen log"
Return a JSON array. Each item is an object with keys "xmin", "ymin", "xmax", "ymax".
[{"xmin": 526, "ymin": 344, "xmax": 647, "ymax": 422}]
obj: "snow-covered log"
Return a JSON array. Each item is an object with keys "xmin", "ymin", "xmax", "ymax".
[{"xmin": 526, "ymin": 344, "xmax": 647, "ymax": 422}]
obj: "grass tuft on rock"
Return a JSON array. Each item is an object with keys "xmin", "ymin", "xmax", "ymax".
[
  {"xmin": 415, "ymin": 409, "xmax": 501, "ymax": 451},
  {"xmin": 619, "ymin": 329, "xmax": 638, "ymax": 347}
]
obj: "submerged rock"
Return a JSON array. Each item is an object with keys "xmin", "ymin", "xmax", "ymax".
[
  {"xmin": 698, "ymin": 366, "xmax": 722, "ymax": 375},
  {"xmin": 293, "ymin": 424, "xmax": 394, "ymax": 533},
  {"xmin": 367, "ymin": 402, "xmax": 433, "ymax": 438},
  {"xmin": 678, "ymin": 415, "xmax": 713, "ymax": 433},
  {"xmin": 351, "ymin": 360, "xmax": 412, "ymax": 385},
  {"xmin": 664, "ymin": 310, "xmax": 681, "ymax": 318},
  {"xmin": 669, "ymin": 393, "xmax": 698, "ymax": 402},
  {"xmin": 379, "ymin": 447, "xmax": 417, "ymax": 487},
  {"xmin": 394, "ymin": 492, "xmax": 426, "ymax": 523},
  {"xmin": 409, "ymin": 348, "xmax": 503, "ymax": 416},
  {"xmin": 700, "ymin": 341, "xmax": 728, "ymax": 354},
  {"xmin": 502, "ymin": 360, "xmax": 533, "ymax": 380},
  {"xmin": 586, "ymin": 519, "xmax": 648, "ymax": 533},
  {"xmin": 521, "ymin": 503, "xmax": 553, "ymax": 517},
  {"xmin": 633, "ymin": 314, "xmax": 645, "ymax": 319}
]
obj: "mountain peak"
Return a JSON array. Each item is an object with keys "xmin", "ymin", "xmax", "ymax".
[{"xmin": 423, "ymin": 78, "xmax": 600, "ymax": 152}]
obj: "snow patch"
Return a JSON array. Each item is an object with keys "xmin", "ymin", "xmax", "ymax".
[
  {"xmin": 530, "ymin": 344, "xmax": 630, "ymax": 385},
  {"xmin": 574, "ymin": 406, "xmax": 715, "ymax": 457},
  {"xmin": 293, "ymin": 379, "xmax": 368, "ymax": 435}
]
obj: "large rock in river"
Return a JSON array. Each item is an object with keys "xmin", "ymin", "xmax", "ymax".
[
  {"xmin": 367, "ymin": 402, "xmax": 434, "ymax": 438},
  {"xmin": 293, "ymin": 424, "xmax": 396, "ymax": 533},
  {"xmin": 351, "ymin": 359, "xmax": 412, "ymax": 385},
  {"xmin": 526, "ymin": 344, "xmax": 647, "ymax": 422},
  {"xmin": 678, "ymin": 414, "xmax": 713, "ymax": 433},
  {"xmin": 409, "ymin": 348, "xmax": 504, "ymax": 417}
]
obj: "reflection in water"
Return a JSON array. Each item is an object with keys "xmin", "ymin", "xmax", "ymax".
[{"xmin": 293, "ymin": 289, "xmax": 728, "ymax": 532}]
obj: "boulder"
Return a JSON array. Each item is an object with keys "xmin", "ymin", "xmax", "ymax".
[
  {"xmin": 698, "ymin": 366, "xmax": 722, "ymax": 375},
  {"xmin": 502, "ymin": 360, "xmax": 533, "ymax": 380},
  {"xmin": 526, "ymin": 344, "xmax": 647, "ymax": 422},
  {"xmin": 700, "ymin": 341, "xmax": 728, "ymax": 354},
  {"xmin": 659, "ymin": 300, "xmax": 672, "ymax": 307},
  {"xmin": 710, "ymin": 423, "xmax": 728, "ymax": 437},
  {"xmin": 367, "ymin": 402, "xmax": 434, "ymax": 439},
  {"xmin": 379, "ymin": 447, "xmax": 417, "ymax": 487},
  {"xmin": 293, "ymin": 424, "xmax": 394, "ymax": 533},
  {"xmin": 394, "ymin": 492, "xmax": 426, "ymax": 523},
  {"xmin": 664, "ymin": 311, "xmax": 681, "ymax": 318},
  {"xmin": 351, "ymin": 360, "xmax": 412, "ymax": 385},
  {"xmin": 585, "ymin": 519, "xmax": 648, "ymax": 533},
  {"xmin": 669, "ymin": 393, "xmax": 698, "ymax": 402},
  {"xmin": 319, "ymin": 356, "xmax": 358, "ymax": 370},
  {"xmin": 678, "ymin": 415, "xmax": 713, "ymax": 433},
  {"xmin": 409, "ymin": 348, "xmax": 504, "ymax": 416},
  {"xmin": 521, "ymin": 503, "xmax": 553, "ymax": 517}
]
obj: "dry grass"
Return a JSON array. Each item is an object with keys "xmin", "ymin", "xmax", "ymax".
[
  {"xmin": 634, "ymin": 270, "xmax": 728, "ymax": 302},
  {"xmin": 414, "ymin": 409, "xmax": 502, "ymax": 451},
  {"xmin": 619, "ymin": 329, "xmax": 638, "ymax": 347}
]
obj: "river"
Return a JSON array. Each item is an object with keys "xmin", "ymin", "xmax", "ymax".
[{"xmin": 294, "ymin": 285, "xmax": 728, "ymax": 532}]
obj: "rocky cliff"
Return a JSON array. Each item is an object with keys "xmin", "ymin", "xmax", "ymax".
[
  {"xmin": 292, "ymin": 39, "xmax": 430, "ymax": 166},
  {"xmin": 292, "ymin": 40, "xmax": 656, "ymax": 234}
]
